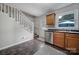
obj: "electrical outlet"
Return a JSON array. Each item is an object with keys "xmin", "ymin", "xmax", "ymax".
[{"xmin": 22, "ymin": 37, "xmax": 24, "ymax": 39}]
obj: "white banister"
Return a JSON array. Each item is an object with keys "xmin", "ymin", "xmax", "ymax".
[
  {"xmin": 0, "ymin": 3, "xmax": 2, "ymax": 12},
  {"xmin": 0, "ymin": 3, "xmax": 34, "ymax": 33},
  {"xmin": 0, "ymin": 4, "xmax": 1, "ymax": 11},
  {"xmin": 6, "ymin": 5, "xmax": 8, "ymax": 14}
]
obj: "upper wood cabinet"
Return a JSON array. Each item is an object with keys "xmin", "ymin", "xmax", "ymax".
[{"xmin": 46, "ymin": 13, "xmax": 55, "ymax": 25}]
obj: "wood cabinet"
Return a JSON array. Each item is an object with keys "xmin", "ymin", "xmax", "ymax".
[
  {"xmin": 46, "ymin": 13, "xmax": 55, "ymax": 25},
  {"xmin": 65, "ymin": 33, "xmax": 79, "ymax": 53},
  {"xmin": 53, "ymin": 32, "xmax": 65, "ymax": 48},
  {"xmin": 53, "ymin": 32, "xmax": 79, "ymax": 53}
]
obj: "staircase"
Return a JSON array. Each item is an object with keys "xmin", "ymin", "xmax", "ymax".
[{"xmin": 0, "ymin": 3, "xmax": 34, "ymax": 33}]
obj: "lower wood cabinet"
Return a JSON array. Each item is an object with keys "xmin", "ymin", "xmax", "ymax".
[
  {"xmin": 53, "ymin": 32, "xmax": 79, "ymax": 53},
  {"xmin": 53, "ymin": 32, "xmax": 65, "ymax": 48},
  {"xmin": 65, "ymin": 33, "xmax": 79, "ymax": 53}
]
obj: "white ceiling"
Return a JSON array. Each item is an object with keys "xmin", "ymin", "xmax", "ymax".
[{"xmin": 6, "ymin": 3, "xmax": 71, "ymax": 16}]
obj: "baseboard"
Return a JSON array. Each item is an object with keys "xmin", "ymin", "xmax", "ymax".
[
  {"xmin": 45, "ymin": 41, "xmax": 68, "ymax": 51},
  {"xmin": 0, "ymin": 38, "xmax": 33, "ymax": 51},
  {"xmin": 39, "ymin": 36, "xmax": 45, "ymax": 39},
  {"xmin": 37, "ymin": 36, "xmax": 45, "ymax": 42},
  {"xmin": 45, "ymin": 41, "xmax": 54, "ymax": 46},
  {"xmin": 45, "ymin": 41, "xmax": 76, "ymax": 55}
]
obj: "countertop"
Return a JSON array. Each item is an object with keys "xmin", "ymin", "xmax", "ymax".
[{"xmin": 45, "ymin": 29, "xmax": 79, "ymax": 34}]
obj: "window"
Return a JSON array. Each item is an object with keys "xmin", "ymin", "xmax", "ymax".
[
  {"xmin": 0, "ymin": 4, "xmax": 1, "ymax": 11},
  {"xmin": 58, "ymin": 14, "xmax": 75, "ymax": 27}
]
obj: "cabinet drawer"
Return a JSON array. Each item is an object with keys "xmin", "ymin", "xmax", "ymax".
[
  {"xmin": 54, "ymin": 32, "xmax": 64, "ymax": 35},
  {"xmin": 66, "ymin": 36, "xmax": 79, "ymax": 41},
  {"xmin": 66, "ymin": 33, "xmax": 79, "ymax": 39},
  {"xmin": 54, "ymin": 32, "xmax": 64, "ymax": 38}
]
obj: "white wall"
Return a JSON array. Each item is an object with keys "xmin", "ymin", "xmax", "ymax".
[
  {"xmin": 0, "ymin": 12, "xmax": 33, "ymax": 50},
  {"xmin": 55, "ymin": 4, "xmax": 79, "ymax": 14},
  {"xmin": 34, "ymin": 17, "xmax": 40, "ymax": 35},
  {"xmin": 39, "ymin": 15, "xmax": 46, "ymax": 38},
  {"xmin": 34, "ymin": 15, "xmax": 46, "ymax": 41},
  {"xmin": 22, "ymin": 12, "xmax": 35, "ymax": 22}
]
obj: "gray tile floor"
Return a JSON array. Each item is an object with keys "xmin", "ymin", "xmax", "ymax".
[
  {"xmin": 0, "ymin": 39, "xmax": 42, "ymax": 55},
  {"xmin": 34, "ymin": 43, "xmax": 66, "ymax": 55},
  {"xmin": 0, "ymin": 39, "xmax": 67, "ymax": 55}
]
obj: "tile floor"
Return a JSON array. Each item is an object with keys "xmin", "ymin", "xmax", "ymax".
[
  {"xmin": 0, "ymin": 39, "xmax": 66, "ymax": 55},
  {"xmin": 34, "ymin": 42, "xmax": 66, "ymax": 55},
  {"xmin": 0, "ymin": 39, "xmax": 42, "ymax": 55}
]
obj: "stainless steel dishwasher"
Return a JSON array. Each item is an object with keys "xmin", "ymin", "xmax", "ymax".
[{"xmin": 45, "ymin": 32, "xmax": 53, "ymax": 44}]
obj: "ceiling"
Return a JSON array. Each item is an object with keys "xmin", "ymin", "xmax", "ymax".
[{"xmin": 6, "ymin": 3, "xmax": 71, "ymax": 17}]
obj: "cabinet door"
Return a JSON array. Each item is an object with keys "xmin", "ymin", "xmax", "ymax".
[
  {"xmin": 46, "ymin": 13, "xmax": 55, "ymax": 25},
  {"xmin": 53, "ymin": 32, "xmax": 65, "ymax": 48},
  {"xmin": 65, "ymin": 33, "xmax": 79, "ymax": 53}
]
